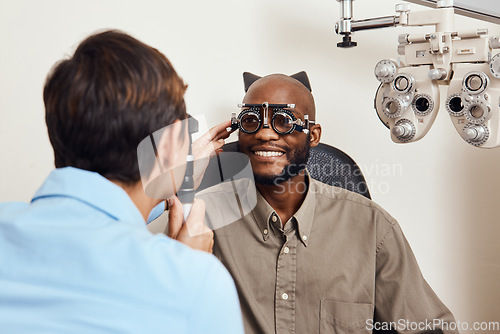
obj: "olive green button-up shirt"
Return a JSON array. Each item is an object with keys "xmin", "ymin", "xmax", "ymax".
[{"xmin": 201, "ymin": 175, "xmax": 457, "ymax": 334}]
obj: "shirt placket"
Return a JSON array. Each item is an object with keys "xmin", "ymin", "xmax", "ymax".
[{"xmin": 273, "ymin": 214, "xmax": 297, "ymax": 334}]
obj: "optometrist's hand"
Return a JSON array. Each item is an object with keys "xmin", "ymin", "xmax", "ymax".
[
  {"xmin": 192, "ymin": 120, "xmax": 235, "ymax": 188},
  {"xmin": 166, "ymin": 196, "xmax": 214, "ymax": 253}
]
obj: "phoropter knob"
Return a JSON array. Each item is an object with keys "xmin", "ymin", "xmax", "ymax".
[
  {"xmin": 392, "ymin": 123, "xmax": 412, "ymax": 138},
  {"xmin": 463, "ymin": 126, "xmax": 486, "ymax": 142},
  {"xmin": 489, "ymin": 53, "xmax": 500, "ymax": 79},
  {"xmin": 375, "ymin": 60, "xmax": 397, "ymax": 83},
  {"xmin": 428, "ymin": 68, "xmax": 447, "ymax": 80},
  {"xmin": 392, "ymin": 119, "xmax": 416, "ymax": 142}
]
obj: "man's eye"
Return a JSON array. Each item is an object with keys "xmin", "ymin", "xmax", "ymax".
[{"xmin": 276, "ymin": 116, "xmax": 292, "ymax": 125}]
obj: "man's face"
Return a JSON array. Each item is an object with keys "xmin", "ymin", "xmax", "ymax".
[
  {"xmin": 139, "ymin": 119, "xmax": 190, "ymax": 200},
  {"xmin": 238, "ymin": 78, "xmax": 314, "ymax": 185}
]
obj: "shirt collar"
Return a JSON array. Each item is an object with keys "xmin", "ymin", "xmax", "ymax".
[
  {"xmin": 251, "ymin": 191, "xmax": 275, "ymax": 242},
  {"xmin": 32, "ymin": 167, "xmax": 145, "ymax": 225},
  {"xmin": 294, "ymin": 172, "xmax": 316, "ymax": 246},
  {"xmin": 251, "ymin": 171, "xmax": 316, "ymax": 246}
]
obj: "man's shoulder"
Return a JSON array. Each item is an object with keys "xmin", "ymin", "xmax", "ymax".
[
  {"xmin": 0, "ymin": 201, "xmax": 41, "ymax": 229},
  {"xmin": 145, "ymin": 235, "xmax": 239, "ymax": 322},
  {"xmin": 150, "ymin": 237, "xmax": 243, "ymax": 332},
  {"xmin": 197, "ymin": 177, "xmax": 254, "ymax": 196},
  {"xmin": 146, "ymin": 233, "xmax": 233, "ymax": 285},
  {"xmin": 309, "ymin": 178, "xmax": 396, "ymax": 226},
  {"xmin": 0, "ymin": 198, "xmax": 230, "ymax": 295},
  {"xmin": 196, "ymin": 178, "xmax": 258, "ymax": 230},
  {"xmin": 149, "ymin": 233, "xmax": 222, "ymax": 266},
  {"xmin": 0, "ymin": 202, "xmax": 30, "ymax": 218}
]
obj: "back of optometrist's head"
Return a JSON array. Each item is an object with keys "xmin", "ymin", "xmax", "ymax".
[{"xmin": 43, "ymin": 30, "xmax": 187, "ymax": 185}]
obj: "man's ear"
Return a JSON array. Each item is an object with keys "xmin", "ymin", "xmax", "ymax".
[
  {"xmin": 142, "ymin": 120, "xmax": 187, "ymax": 200},
  {"xmin": 243, "ymin": 72, "xmax": 262, "ymax": 92},
  {"xmin": 157, "ymin": 119, "xmax": 186, "ymax": 169},
  {"xmin": 309, "ymin": 123, "xmax": 321, "ymax": 148}
]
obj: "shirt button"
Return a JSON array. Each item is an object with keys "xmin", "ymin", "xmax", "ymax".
[
  {"xmin": 302, "ymin": 235, "xmax": 308, "ymax": 241},
  {"xmin": 263, "ymin": 228, "xmax": 268, "ymax": 235},
  {"xmin": 282, "ymin": 293, "xmax": 288, "ymax": 300},
  {"xmin": 271, "ymin": 215, "xmax": 278, "ymax": 223},
  {"xmin": 283, "ymin": 247, "xmax": 290, "ymax": 254}
]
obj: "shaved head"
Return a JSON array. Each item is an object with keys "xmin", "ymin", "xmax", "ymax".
[{"xmin": 243, "ymin": 74, "xmax": 316, "ymax": 120}]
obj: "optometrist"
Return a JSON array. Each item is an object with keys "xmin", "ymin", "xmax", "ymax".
[{"xmin": 0, "ymin": 30, "xmax": 243, "ymax": 334}]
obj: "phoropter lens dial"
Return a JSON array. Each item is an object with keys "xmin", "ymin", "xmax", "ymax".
[
  {"xmin": 412, "ymin": 94, "xmax": 434, "ymax": 116},
  {"xmin": 446, "ymin": 94, "xmax": 465, "ymax": 116},
  {"xmin": 463, "ymin": 71, "xmax": 489, "ymax": 95},
  {"xmin": 382, "ymin": 97, "xmax": 403, "ymax": 118},
  {"xmin": 392, "ymin": 74, "xmax": 415, "ymax": 94}
]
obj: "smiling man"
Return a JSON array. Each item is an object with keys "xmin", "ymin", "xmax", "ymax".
[
  {"xmin": 236, "ymin": 73, "xmax": 319, "ymax": 221},
  {"xmin": 207, "ymin": 72, "xmax": 458, "ymax": 334}
]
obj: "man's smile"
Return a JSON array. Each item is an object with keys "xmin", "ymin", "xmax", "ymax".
[
  {"xmin": 250, "ymin": 145, "xmax": 288, "ymax": 161},
  {"xmin": 253, "ymin": 151, "xmax": 285, "ymax": 157}
]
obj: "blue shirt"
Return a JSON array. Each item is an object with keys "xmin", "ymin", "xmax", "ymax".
[{"xmin": 0, "ymin": 167, "xmax": 244, "ymax": 334}]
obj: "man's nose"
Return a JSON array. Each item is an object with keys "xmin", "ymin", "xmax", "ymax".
[{"xmin": 254, "ymin": 121, "xmax": 279, "ymax": 141}]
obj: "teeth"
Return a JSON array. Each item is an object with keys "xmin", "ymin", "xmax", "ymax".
[{"xmin": 254, "ymin": 151, "xmax": 284, "ymax": 157}]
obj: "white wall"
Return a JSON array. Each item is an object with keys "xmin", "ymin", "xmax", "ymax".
[{"xmin": 1, "ymin": 0, "xmax": 499, "ymax": 329}]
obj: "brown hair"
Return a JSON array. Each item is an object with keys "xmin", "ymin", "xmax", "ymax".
[{"xmin": 43, "ymin": 30, "xmax": 187, "ymax": 184}]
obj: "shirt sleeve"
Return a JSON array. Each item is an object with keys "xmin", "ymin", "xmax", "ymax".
[
  {"xmin": 186, "ymin": 259, "xmax": 244, "ymax": 334},
  {"xmin": 374, "ymin": 220, "xmax": 458, "ymax": 334}
]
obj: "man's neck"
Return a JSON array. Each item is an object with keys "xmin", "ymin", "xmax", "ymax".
[
  {"xmin": 256, "ymin": 170, "xmax": 308, "ymax": 227},
  {"xmin": 112, "ymin": 180, "xmax": 159, "ymax": 222}
]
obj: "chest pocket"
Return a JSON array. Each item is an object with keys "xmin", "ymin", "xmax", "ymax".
[{"xmin": 320, "ymin": 300, "xmax": 374, "ymax": 334}]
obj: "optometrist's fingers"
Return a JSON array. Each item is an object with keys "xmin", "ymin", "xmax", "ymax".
[
  {"xmin": 178, "ymin": 199, "xmax": 214, "ymax": 253},
  {"xmin": 193, "ymin": 120, "xmax": 235, "ymax": 158},
  {"xmin": 212, "ymin": 120, "xmax": 234, "ymax": 141},
  {"xmin": 166, "ymin": 196, "xmax": 183, "ymax": 240},
  {"xmin": 191, "ymin": 120, "xmax": 238, "ymax": 189},
  {"xmin": 196, "ymin": 120, "xmax": 233, "ymax": 146},
  {"xmin": 166, "ymin": 197, "xmax": 213, "ymax": 253},
  {"xmin": 192, "ymin": 138, "xmax": 225, "ymax": 190}
]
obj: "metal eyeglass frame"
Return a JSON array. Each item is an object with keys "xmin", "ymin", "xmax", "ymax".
[{"xmin": 227, "ymin": 102, "xmax": 315, "ymax": 135}]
